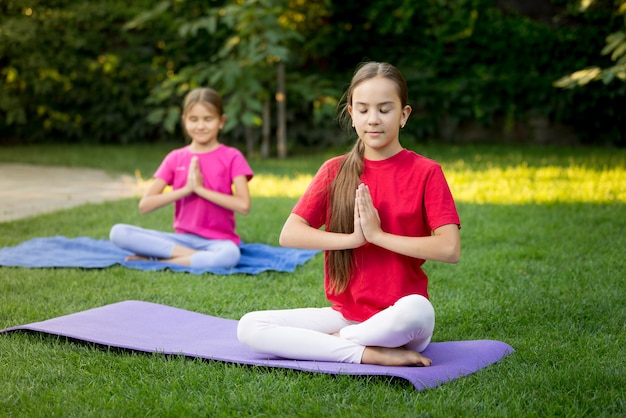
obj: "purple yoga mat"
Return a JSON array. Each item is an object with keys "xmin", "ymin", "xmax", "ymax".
[{"xmin": 0, "ymin": 301, "xmax": 514, "ymax": 390}]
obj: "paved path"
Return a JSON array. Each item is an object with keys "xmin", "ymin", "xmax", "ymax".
[{"xmin": 0, "ymin": 163, "xmax": 142, "ymax": 222}]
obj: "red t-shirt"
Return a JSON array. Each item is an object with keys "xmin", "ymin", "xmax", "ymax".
[{"xmin": 293, "ymin": 149, "xmax": 460, "ymax": 322}]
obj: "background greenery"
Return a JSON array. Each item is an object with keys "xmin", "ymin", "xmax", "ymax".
[
  {"xmin": 1, "ymin": 144, "xmax": 625, "ymax": 416},
  {"xmin": 1, "ymin": 0, "xmax": 625, "ymax": 150},
  {"xmin": 2, "ymin": 1, "xmax": 624, "ymax": 414}
]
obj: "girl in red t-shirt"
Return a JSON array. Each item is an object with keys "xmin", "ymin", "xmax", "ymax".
[{"xmin": 238, "ymin": 62, "xmax": 461, "ymax": 366}]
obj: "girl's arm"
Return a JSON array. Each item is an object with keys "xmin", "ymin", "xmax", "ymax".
[
  {"xmin": 138, "ymin": 178, "xmax": 191, "ymax": 214},
  {"xmin": 364, "ymin": 223, "xmax": 460, "ymax": 263},
  {"xmin": 140, "ymin": 157, "xmax": 251, "ymax": 215},
  {"xmin": 356, "ymin": 183, "xmax": 460, "ymax": 263},
  {"xmin": 188, "ymin": 156, "xmax": 251, "ymax": 215},
  {"xmin": 193, "ymin": 174, "xmax": 251, "ymax": 215},
  {"xmin": 279, "ymin": 209, "xmax": 366, "ymax": 250}
]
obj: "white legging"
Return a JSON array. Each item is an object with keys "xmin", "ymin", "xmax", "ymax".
[
  {"xmin": 109, "ymin": 223, "xmax": 240, "ymax": 269},
  {"xmin": 237, "ymin": 294, "xmax": 434, "ymax": 364}
]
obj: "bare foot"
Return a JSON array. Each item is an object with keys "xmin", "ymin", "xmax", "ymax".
[
  {"xmin": 361, "ymin": 346, "xmax": 432, "ymax": 367},
  {"xmin": 125, "ymin": 255, "xmax": 152, "ymax": 262}
]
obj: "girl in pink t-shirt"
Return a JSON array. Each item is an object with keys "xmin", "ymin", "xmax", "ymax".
[
  {"xmin": 110, "ymin": 88, "xmax": 253, "ymax": 269},
  {"xmin": 238, "ymin": 62, "xmax": 460, "ymax": 367}
]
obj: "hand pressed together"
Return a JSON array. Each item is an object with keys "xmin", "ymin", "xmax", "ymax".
[
  {"xmin": 355, "ymin": 183, "xmax": 382, "ymax": 245},
  {"xmin": 185, "ymin": 156, "xmax": 205, "ymax": 195}
]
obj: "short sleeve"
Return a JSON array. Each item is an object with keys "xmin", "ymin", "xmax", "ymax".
[
  {"xmin": 229, "ymin": 148, "xmax": 254, "ymax": 181},
  {"xmin": 153, "ymin": 149, "xmax": 179, "ymax": 185},
  {"xmin": 292, "ymin": 157, "xmax": 342, "ymax": 229},
  {"xmin": 423, "ymin": 165, "xmax": 461, "ymax": 231}
]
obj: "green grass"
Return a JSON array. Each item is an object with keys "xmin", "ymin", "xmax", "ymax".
[{"xmin": 1, "ymin": 143, "xmax": 625, "ymax": 417}]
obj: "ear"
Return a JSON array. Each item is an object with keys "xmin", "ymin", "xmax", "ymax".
[
  {"xmin": 401, "ymin": 105, "xmax": 412, "ymax": 127},
  {"xmin": 347, "ymin": 105, "xmax": 355, "ymax": 127},
  {"xmin": 219, "ymin": 115, "xmax": 227, "ymax": 129}
]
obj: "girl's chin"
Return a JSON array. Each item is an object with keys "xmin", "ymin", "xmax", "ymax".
[
  {"xmin": 191, "ymin": 137, "xmax": 215, "ymax": 143},
  {"xmin": 363, "ymin": 137, "xmax": 391, "ymax": 147}
]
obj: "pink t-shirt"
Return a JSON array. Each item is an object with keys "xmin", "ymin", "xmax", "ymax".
[
  {"xmin": 293, "ymin": 149, "xmax": 460, "ymax": 322},
  {"xmin": 154, "ymin": 144, "xmax": 253, "ymax": 245}
]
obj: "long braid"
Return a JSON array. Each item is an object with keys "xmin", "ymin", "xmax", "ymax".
[{"xmin": 327, "ymin": 140, "xmax": 364, "ymax": 294}]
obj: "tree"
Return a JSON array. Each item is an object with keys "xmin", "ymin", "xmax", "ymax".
[
  {"xmin": 554, "ymin": 0, "xmax": 626, "ymax": 87},
  {"xmin": 129, "ymin": 0, "xmax": 335, "ymax": 158}
]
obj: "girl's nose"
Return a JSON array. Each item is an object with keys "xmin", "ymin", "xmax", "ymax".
[{"xmin": 368, "ymin": 111, "xmax": 380, "ymax": 124}]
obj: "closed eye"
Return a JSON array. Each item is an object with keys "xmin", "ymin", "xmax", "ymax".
[{"xmin": 359, "ymin": 109, "xmax": 390, "ymax": 114}]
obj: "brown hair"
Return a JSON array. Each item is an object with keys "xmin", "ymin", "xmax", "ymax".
[
  {"xmin": 327, "ymin": 62, "xmax": 409, "ymax": 295},
  {"xmin": 181, "ymin": 87, "xmax": 224, "ymax": 140}
]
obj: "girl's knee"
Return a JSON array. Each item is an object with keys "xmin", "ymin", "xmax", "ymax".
[
  {"xmin": 190, "ymin": 241, "xmax": 240, "ymax": 269},
  {"xmin": 396, "ymin": 294, "xmax": 434, "ymax": 314},
  {"xmin": 237, "ymin": 311, "xmax": 263, "ymax": 346},
  {"xmin": 109, "ymin": 223, "xmax": 130, "ymax": 244},
  {"xmin": 393, "ymin": 294, "xmax": 435, "ymax": 330},
  {"xmin": 219, "ymin": 242, "xmax": 241, "ymax": 266}
]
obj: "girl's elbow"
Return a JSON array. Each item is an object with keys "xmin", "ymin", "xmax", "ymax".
[
  {"xmin": 436, "ymin": 238, "xmax": 460, "ymax": 264},
  {"xmin": 237, "ymin": 201, "xmax": 251, "ymax": 216},
  {"xmin": 279, "ymin": 215, "xmax": 308, "ymax": 248},
  {"xmin": 138, "ymin": 201, "xmax": 150, "ymax": 215},
  {"xmin": 237, "ymin": 206, "xmax": 251, "ymax": 216},
  {"xmin": 278, "ymin": 227, "xmax": 295, "ymax": 247},
  {"xmin": 433, "ymin": 224, "xmax": 461, "ymax": 264},
  {"xmin": 278, "ymin": 231, "xmax": 289, "ymax": 247},
  {"xmin": 446, "ymin": 244, "xmax": 461, "ymax": 264}
]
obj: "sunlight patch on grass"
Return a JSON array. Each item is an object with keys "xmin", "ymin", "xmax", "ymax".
[
  {"xmin": 447, "ymin": 164, "xmax": 626, "ymax": 204},
  {"xmin": 250, "ymin": 174, "xmax": 313, "ymax": 198},
  {"xmin": 133, "ymin": 172, "xmax": 313, "ymax": 199},
  {"xmin": 249, "ymin": 165, "xmax": 625, "ymax": 204},
  {"xmin": 134, "ymin": 162, "xmax": 625, "ymax": 204}
]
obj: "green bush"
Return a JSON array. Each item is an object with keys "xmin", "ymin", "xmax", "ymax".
[
  {"xmin": 395, "ymin": 2, "xmax": 622, "ymax": 144},
  {"xmin": 0, "ymin": 0, "xmax": 623, "ymax": 147},
  {"xmin": 0, "ymin": 0, "xmax": 185, "ymax": 144}
]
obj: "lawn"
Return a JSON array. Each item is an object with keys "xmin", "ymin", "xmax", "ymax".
[{"xmin": 0, "ymin": 143, "xmax": 624, "ymax": 417}]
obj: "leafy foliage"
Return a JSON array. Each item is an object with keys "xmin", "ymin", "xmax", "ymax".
[
  {"xmin": 0, "ymin": 0, "xmax": 624, "ymax": 147},
  {"xmin": 554, "ymin": 0, "xmax": 626, "ymax": 87},
  {"xmin": 0, "ymin": 0, "xmax": 173, "ymax": 143},
  {"xmin": 133, "ymin": 0, "xmax": 339, "ymax": 156}
]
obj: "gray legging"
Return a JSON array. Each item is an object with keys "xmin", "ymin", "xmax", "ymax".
[{"xmin": 109, "ymin": 223, "xmax": 240, "ymax": 269}]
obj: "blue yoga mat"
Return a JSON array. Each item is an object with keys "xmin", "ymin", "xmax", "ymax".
[{"xmin": 0, "ymin": 236, "xmax": 320, "ymax": 275}]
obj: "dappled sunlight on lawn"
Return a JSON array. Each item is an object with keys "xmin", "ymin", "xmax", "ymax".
[
  {"xmin": 250, "ymin": 174, "xmax": 313, "ymax": 198},
  {"xmin": 447, "ymin": 164, "xmax": 626, "ymax": 204},
  {"xmin": 249, "ymin": 165, "xmax": 626, "ymax": 204},
  {"xmin": 134, "ymin": 158, "xmax": 626, "ymax": 204},
  {"xmin": 133, "ymin": 172, "xmax": 314, "ymax": 199}
]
